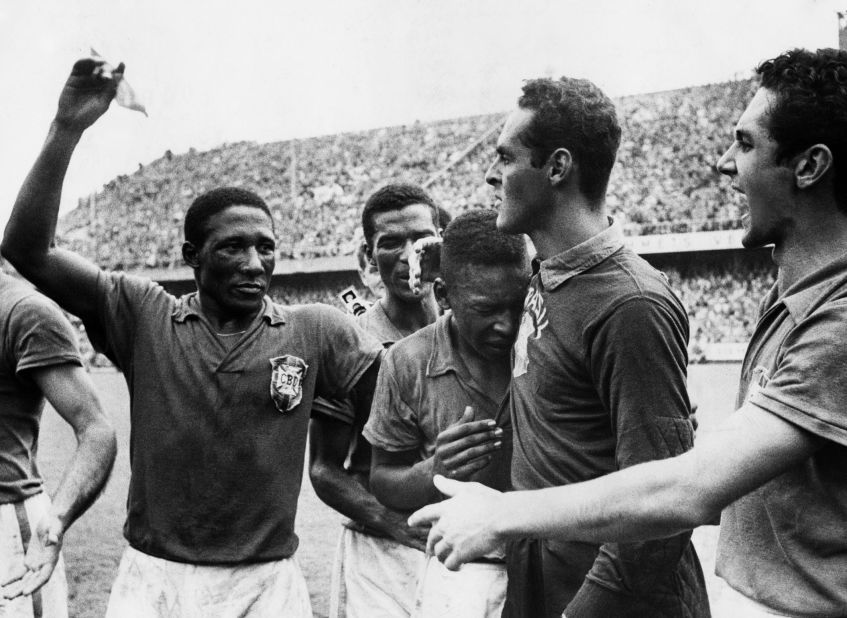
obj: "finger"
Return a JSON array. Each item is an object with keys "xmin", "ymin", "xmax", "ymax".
[
  {"xmin": 440, "ymin": 432, "xmax": 502, "ymax": 463},
  {"xmin": 20, "ymin": 565, "xmax": 52, "ymax": 596},
  {"xmin": 408, "ymin": 502, "xmax": 442, "ymax": 528},
  {"xmin": 460, "ymin": 405, "xmax": 474, "ymax": 423},
  {"xmin": 71, "ymin": 58, "xmax": 104, "ymax": 76},
  {"xmin": 425, "ymin": 526, "xmax": 443, "ymax": 557},
  {"xmin": 438, "ymin": 418, "xmax": 498, "ymax": 443},
  {"xmin": 0, "ymin": 564, "xmax": 26, "ymax": 588},
  {"xmin": 443, "ymin": 550, "xmax": 465, "ymax": 572},
  {"xmin": 441, "ymin": 547, "xmax": 464, "ymax": 571},
  {"xmin": 437, "ymin": 424, "xmax": 501, "ymax": 456},
  {"xmin": 433, "ymin": 537, "xmax": 454, "ymax": 564},
  {"xmin": 448, "ymin": 456, "xmax": 494, "ymax": 480},
  {"xmin": 444, "ymin": 438, "xmax": 502, "ymax": 466},
  {"xmin": 1, "ymin": 577, "xmax": 25, "ymax": 600},
  {"xmin": 432, "ymin": 474, "xmax": 468, "ymax": 497}
]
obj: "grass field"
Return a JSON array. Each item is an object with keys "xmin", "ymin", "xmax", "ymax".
[{"xmin": 36, "ymin": 363, "xmax": 741, "ymax": 617}]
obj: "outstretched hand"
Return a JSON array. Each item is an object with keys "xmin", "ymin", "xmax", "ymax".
[
  {"xmin": 431, "ymin": 406, "xmax": 502, "ymax": 483},
  {"xmin": 0, "ymin": 514, "xmax": 64, "ymax": 600},
  {"xmin": 54, "ymin": 57, "xmax": 123, "ymax": 132},
  {"xmin": 409, "ymin": 474, "xmax": 505, "ymax": 570}
]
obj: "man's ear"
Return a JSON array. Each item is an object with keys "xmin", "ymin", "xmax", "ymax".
[
  {"xmin": 548, "ymin": 148, "xmax": 573, "ymax": 187},
  {"xmin": 183, "ymin": 241, "xmax": 200, "ymax": 268},
  {"xmin": 365, "ymin": 243, "xmax": 376, "ymax": 265},
  {"xmin": 794, "ymin": 144, "xmax": 833, "ymax": 190},
  {"xmin": 433, "ymin": 278, "xmax": 451, "ymax": 313}
]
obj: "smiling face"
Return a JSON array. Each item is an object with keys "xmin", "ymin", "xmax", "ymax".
[
  {"xmin": 485, "ymin": 108, "xmax": 553, "ymax": 235},
  {"xmin": 186, "ymin": 204, "xmax": 276, "ymax": 321},
  {"xmin": 368, "ymin": 203, "xmax": 439, "ymax": 304},
  {"xmin": 717, "ymin": 88, "xmax": 796, "ymax": 249},
  {"xmin": 442, "ymin": 262, "xmax": 529, "ymax": 361}
]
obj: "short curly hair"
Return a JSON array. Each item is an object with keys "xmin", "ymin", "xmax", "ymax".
[
  {"xmin": 441, "ymin": 208, "xmax": 528, "ymax": 285},
  {"xmin": 184, "ymin": 187, "xmax": 273, "ymax": 247},
  {"xmin": 518, "ymin": 77, "xmax": 621, "ymax": 203},
  {"xmin": 361, "ymin": 183, "xmax": 439, "ymax": 247},
  {"xmin": 757, "ymin": 48, "xmax": 847, "ymax": 209}
]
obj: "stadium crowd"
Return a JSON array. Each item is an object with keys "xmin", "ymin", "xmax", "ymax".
[{"xmin": 57, "ymin": 78, "xmax": 757, "ymax": 269}]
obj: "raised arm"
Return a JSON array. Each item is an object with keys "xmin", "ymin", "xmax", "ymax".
[
  {"xmin": 410, "ymin": 402, "xmax": 821, "ymax": 570},
  {"xmin": 1, "ymin": 362, "xmax": 116, "ymax": 599},
  {"xmin": 1, "ymin": 58, "xmax": 122, "ymax": 321}
]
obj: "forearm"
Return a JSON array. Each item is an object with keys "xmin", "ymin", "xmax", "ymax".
[
  {"xmin": 371, "ymin": 457, "xmax": 441, "ymax": 511},
  {"xmin": 311, "ymin": 462, "xmax": 407, "ymax": 532},
  {"xmin": 49, "ymin": 418, "xmax": 117, "ymax": 532},
  {"xmin": 2, "ymin": 122, "xmax": 82, "ymax": 265},
  {"xmin": 495, "ymin": 453, "xmax": 711, "ymax": 544}
]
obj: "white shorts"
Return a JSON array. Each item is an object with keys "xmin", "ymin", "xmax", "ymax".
[
  {"xmin": 0, "ymin": 492, "xmax": 68, "ymax": 618},
  {"xmin": 329, "ymin": 526, "xmax": 425, "ymax": 618},
  {"xmin": 105, "ymin": 545, "xmax": 312, "ymax": 618},
  {"xmin": 412, "ymin": 555, "xmax": 506, "ymax": 618},
  {"xmin": 712, "ymin": 584, "xmax": 797, "ymax": 618}
]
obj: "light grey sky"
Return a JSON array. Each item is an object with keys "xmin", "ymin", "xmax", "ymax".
[{"xmin": 0, "ymin": 0, "xmax": 841, "ymax": 225}]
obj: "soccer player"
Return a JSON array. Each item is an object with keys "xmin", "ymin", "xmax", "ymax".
[
  {"xmin": 364, "ymin": 208, "xmax": 529, "ymax": 617},
  {"xmin": 0, "ymin": 272, "xmax": 116, "ymax": 617},
  {"xmin": 1, "ymin": 58, "xmax": 382, "ymax": 617},
  {"xmin": 412, "ymin": 47, "xmax": 847, "ymax": 618},
  {"xmin": 309, "ymin": 184, "xmax": 441, "ymax": 618},
  {"xmin": 421, "ymin": 76, "xmax": 709, "ymax": 617}
]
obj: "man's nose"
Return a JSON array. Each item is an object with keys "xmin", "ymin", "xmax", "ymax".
[
  {"xmin": 492, "ymin": 310, "xmax": 519, "ymax": 338},
  {"xmin": 242, "ymin": 247, "xmax": 264, "ymax": 272},
  {"xmin": 399, "ymin": 238, "xmax": 415, "ymax": 263},
  {"xmin": 716, "ymin": 145, "xmax": 736, "ymax": 176},
  {"xmin": 485, "ymin": 160, "xmax": 501, "ymax": 187}
]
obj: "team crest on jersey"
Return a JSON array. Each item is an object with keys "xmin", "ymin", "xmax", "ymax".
[
  {"xmin": 269, "ymin": 355, "xmax": 308, "ymax": 413},
  {"xmin": 513, "ymin": 285, "xmax": 549, "ymax": 377}
]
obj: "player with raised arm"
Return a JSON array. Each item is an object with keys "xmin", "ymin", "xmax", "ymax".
[
  {"xmin": 364, "ymin": 208, "xmax": 529, "ymax": 617},
  {"xmin": 310, "ymin": 184, "xmax": 442, "ymax": 618},
  {"xmin": 0, "ymin": 273, "xmax": 116, "ymax": 618},
  {"xmin": 1, "ymin": 57, "xmax": 383, "ymax": 617},
  {"xmin": 412, "ymin": 47, "xmax": 847, "ymax": 618}
]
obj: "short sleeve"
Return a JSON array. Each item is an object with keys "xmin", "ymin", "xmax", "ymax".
[
  {"xmin": 84, "ymin": 271, "xmax": 164, "ymax": 370},
  {"xmin": 314, "ymin": 305, "xmax": 382, "ymax": 399},
  {"xmin": 362, "ymin": 354, "xmax": 423, "ymax": 452},
  {"xmin": 11, "ymin": 295, "xmax": 82, "ymax": 379},
  {"xmin": 750, "ymin": 302, "xmax": 847, "ymax": 446}
]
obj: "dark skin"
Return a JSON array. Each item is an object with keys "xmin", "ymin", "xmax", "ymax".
[
  {"xmin": 370, "ymin": 262, "xmax": 528, "ymax": 511},
  {"xmin": 308, "ymin": 205, "xmax": 440, "ymax": 550},
  {"xmin": 2, "ymin": 57, "xmax": 382, "ymax": 579}
]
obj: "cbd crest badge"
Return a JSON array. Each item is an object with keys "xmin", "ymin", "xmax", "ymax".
[{"xmin": 269, "ymin": 355, "xmax": 308, "ymax": 413}]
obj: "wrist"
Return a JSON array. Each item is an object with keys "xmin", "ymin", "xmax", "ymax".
[
  {"xmin": 492, "ymin": 491, "xmax": 520, "ymax": 540},
  {"xmin": 49, "ymin": 119, "xmax": 85, "ymax": 141}
]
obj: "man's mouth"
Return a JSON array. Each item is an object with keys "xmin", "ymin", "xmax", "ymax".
[{"xmin": 234, "ymin": 282, "xmax": 265, "ymax": 294}]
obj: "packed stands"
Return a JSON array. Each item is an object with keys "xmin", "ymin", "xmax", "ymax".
[{"xmin": 57, "ymin": 77, "xmax": 758, "ymax": 270}]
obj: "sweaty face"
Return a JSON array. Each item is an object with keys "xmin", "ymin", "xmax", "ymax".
[
  {"xmin": 717, "ymin": 88, "xmax": 795, "ymax": 249},
  {"xmin": 369, "ymin": 203, "xmax": 438, "ymax": 303},
  {"xmin": 192, "ymin": 205, "xmax": 276, "ymax": 319},
  {"xmin": 486, "ymin": 108, "xmax": 553, "ymax": 235},
  {"xmin": 447, "ymin": 262, "xmax": 530, "ymax": 361}
]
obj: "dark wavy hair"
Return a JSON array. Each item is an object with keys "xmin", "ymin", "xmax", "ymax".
[
  {"xmin": 361, "ymin": 183, "xmax": 439, "ymax": 247},
  {"xmin": 184, "ymin": 187, "xmax": 273, "ymax": 247},
  {"xmin": 441, "ymin": 208, "xmax": 528, "ymax": 284},
  {"xmin": 757, "ymin": 48, "xmax": 847, "ymax": 210},
  {"xmin": 518, "ymin": 77, "xmax": 621, "ymax": 203}
]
